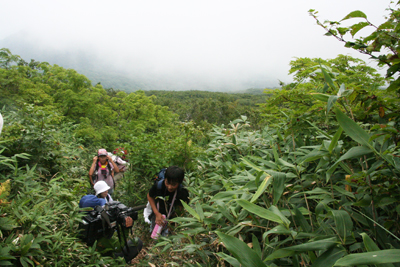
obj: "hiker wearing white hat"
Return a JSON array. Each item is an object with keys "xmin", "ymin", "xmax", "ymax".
[{"xmin": 79, "ymin": 181, "xmax": 113, "ymax": 208}]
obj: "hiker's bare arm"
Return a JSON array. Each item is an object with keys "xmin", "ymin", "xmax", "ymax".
[
  {"xmin": 107, "ymin": 155, "xmax": 119, "ymax": 173},
  {"xmin": 89, "ymin": 156, "xmax": 97, "ymax": 185},
  {"xmin": 147, "ymin": 193, "xmax": 165, "ymax": 226}
]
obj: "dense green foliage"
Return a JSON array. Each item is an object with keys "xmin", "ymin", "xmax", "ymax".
[
  {"xmin": 136, "ymin": 5, "xmax": 400, "ymax": 267},
  {"xmin": 144, "ymin": 89, "xmax": 265, "ymax": 130}
]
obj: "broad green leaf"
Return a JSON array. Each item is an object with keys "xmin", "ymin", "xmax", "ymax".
[
  {"xmin": 252, "ymin": 234, "xmax": 262, "ymax": 258},
  {"xmin": 294, "ymin": 207, "xmax": 311, "ymax": 233},
  {"xmin": 242, "ymin": 157, "xmax": 273, "ymax": 203},
  {"xmin": 337, "ymin": 83, "xmax": 346, "ymax": 96},
  {"xmin": 311, "ymin": 247, "xmax": 346, "ymax": 267},
  {"xmin": 350, "ymin": 22, "xmax": 370, "ymax": 37},
  {"xmin": 326, "ymin": 145, "xmax": 372, "ymax": 181},
  {"xmin": 331, "ymin": 210, "xmax": 353, "ymax": 242},
  {"xmin": 335, "ymin": 107, "xmax": 372, "ymax": 149},
  {"xmin": 216, "ymin": 231, "xmax": 268, "ymax": 267},
  {"xmin": 195, "ymin": 202, "xmax": 204, "ymax": 222},
  {"xmin": 277, "ymin": 158, "xmax": 296, "ymax": 169},
  {"xmin": 242, "ymin": 157, "xmax": 267, "ymax": 173},
  {"xmin": 264, "ymin": 249, "xmax": 295, "ymax": 261},
  {"xmin": 216, "ymin": 252, "xmax": 241, "ymax": 267},
  {"xmin": 211, "ymin": 190, "xmax": 244, "ymax": 201},
  {"xmin": 153, "ymin": 241, "xmax": 170, "ymax": 248},
  {"xmin": 333, "ymin": 185, "xmax": 355, "ymax": 199},
  {"xmin": 341, "ymin": 10, "xmax": 367, "ymax": 21},
  {"xmin": 181, "ymin": 200, "xmax": 200, "ymax": 221},
  {"xmin": 328, "ymin": 127, "xmax": 343, "ymax": 154},
  {"xmin": 265, "ymin": 224, "xmax": 293, "ymax": 236},
  {"xmin": 272, "ymin": 171, "xmax": 286, "ymax": 205},
  {"xmin": 311, "ymin": 93, "xmax": 330, "ymax": 102},
  {"xmin": 338, "ymin": 146, "xmax": 372, "ymax": 162},
  {"xmin": 360, "ymin": 233, "xmax": 396, "ymax": 267},
  {"xmin": 387, "ymin": 78, "xmax": 400, "ymax": 92},
  {"xmin": 321, "ymin": 64, "xmax": 337, "ymax": 91},
  {"xmin": 302, "ymin": 149, "xmax": 328, "ymax": 163},
  {"xmin": 251, "ymin": 174, "xmax": 272, "ymax": 203},
  {"xmin": 269, "ymin": 205, "xmax": 291, "ymax": 228},
  {"xmin": 305, "ymin": 119, "xmax": 332, "ymax": 139},
  {"xmin": 361, "ymin": 233, "xmax": 380, "ymax": 252},
  {"xmin": 236, "ymin": 199, "xmax": 289, "ymax": 227},
  {"xmin": 286, "ymin": 237, "xmax": 338, "ymax": 251},
  {"xmin": 334, "ymin": 250, "xmax": 400, "ymax": 266},
  {"xmin": 169, "ymin": 217, "xmax": 198, "ymax": 223},
  {"xmin": 217, "ymin": 205, "xmax": 236, "ymax": 224},
  {"xmin": 359, "ymin": 234, "xmax": 396, "ymax": 267},
  {"xmin": 327, "ymin": 95, "xmax": 339, "ymax": 114}
]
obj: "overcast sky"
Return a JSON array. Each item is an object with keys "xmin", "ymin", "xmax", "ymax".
[{"xmin": 0, "ymin": 0, "xmax": 393, "ymax": 90}]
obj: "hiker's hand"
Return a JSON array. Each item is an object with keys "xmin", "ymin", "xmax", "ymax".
[
  {"xmin": 155, "ymin": 213, "xmax": 165, "ymax": 226},
  {"xmin": 93, "ymin": 156, "xmax": 98, "ymax": 163},
  {"xmin": 125, "ymin": 216, "xmax": 133, "ymax": 227},
  {"xmin": 107, "ymin": 155, "xmax": 113, "ymax": 161}
]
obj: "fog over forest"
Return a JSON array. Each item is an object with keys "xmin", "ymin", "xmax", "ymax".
[
  {"xmin": 1, "ymin": 33, "xmax": 279, "ymax": 92},
  {"xmin": 0, "ymin": 0, "xmax": 391, "ymax": 92}
]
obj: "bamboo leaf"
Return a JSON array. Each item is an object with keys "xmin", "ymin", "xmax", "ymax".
[
  {"xmin": 328, "ymin": 127, "xmax": 343, "ymax": 154},
  {"xmin": 216, "ymin": 231, "xmax": 268, "ymax": 267},
  {"xmin": 181, "ymin": 200, "xmax": 201, "ymax": 221},
  {"xmin": 327, "ymin": 95, "xmax": 339, "ymax": 114},
  {"xmin": 311, "ymin": 247, "xmax": 346, "ymax": 267},
  {"xmin": 236, "ymin": 199, "xmax": 289, "ymax": 227},
  {"xmin": 252, "ymin": 234, "xmax": 262, "ymax": 258},
  {"xmin": 216, "ymin": 252, "xmax": 241, "ymax": 267},
  {"xmin": 195, "ymin": 202, "xmax": 204, "ymax": 222},
  {"xmin": 264, "ymin": 249, "xmax": 295, "ymax": 261},
  {"xmin": 334, "ymin": 250, "xmax": 400, "ymax": 266},
  {"xmin": 360, "ymin": 233, "xmax": 396, "ymax": 267},
  {"xmin": 331, "ymin": 210, "xmax": 353, "ymax": 242},
  {"xmin": 250, "ymin": 174, "xmax": 272, "ymax": 203},
  {"xmin": 321, "ymin": 65, "xmax": 338, "ymax": 91},
  {"xmin": 271, "ymin": 171, "xmax": 286, "ymax": 205},
  {"xmin": 326, "ymin": 146, "xmax": 373, "ymax": 181},
  {"xmin": 333, "ymin": 185, "xmax": 355, "ymax": 199},
  {"xmin": 311, "ymin": 93, "xmax": 330, "ymax": 102},
  {"xmin": 335, "ymin": 107, "xmax": 372, "ymax": 149},
  {"xmin": 286, "ymin": 237, "xmax": 338, "ymax": 251},
  {"xmin": 242, "ymin": 157, "xmax": 273, "ymax": 203}
]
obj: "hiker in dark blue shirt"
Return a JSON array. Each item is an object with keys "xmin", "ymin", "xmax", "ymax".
[
  {"xmin": 79, "ymin": 181, "xmax": 113, "ymax": 208},
  {"xmin": 144, "ymin": 166, "xmax": 189, "ymax": 235}
]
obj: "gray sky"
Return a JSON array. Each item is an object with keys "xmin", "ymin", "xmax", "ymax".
[{"xmin": 0, "ymin": 0, "xmax": 392, "ymax": 91}]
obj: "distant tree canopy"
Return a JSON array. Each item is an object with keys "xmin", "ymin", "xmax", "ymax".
[{"xmin": 144, "ymin": 90, "xmax": 266, "ymax": 129}]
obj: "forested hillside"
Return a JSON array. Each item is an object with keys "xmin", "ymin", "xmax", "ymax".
[
  {"xmin": 144, "ymin": 89, "xmax": 265, "ymax": 129},
  {"xmin": 1, "ymin": 4, "xmax": 400, "ymax": 267}
]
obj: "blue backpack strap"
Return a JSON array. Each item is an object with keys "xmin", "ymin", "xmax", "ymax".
[
  {"xmin": 157, "ymin": 179, "xmax": 164, "ymax": 190},
  {"xmin": 158, "ymin": 168, "xmax": 167, "ymax": 180},
  {"xmin": 156, "ymin": 168, "xmax": 167, "ymax": 190}
]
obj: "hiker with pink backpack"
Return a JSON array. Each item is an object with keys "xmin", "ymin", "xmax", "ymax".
[{"xmin": 89, "ymin": 149, "xmax": 120, "ymax": 195}]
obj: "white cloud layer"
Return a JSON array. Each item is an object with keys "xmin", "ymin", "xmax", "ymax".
[{"xmin": 0, "ymin": 0, "xmax": 392, "ymax": 90}]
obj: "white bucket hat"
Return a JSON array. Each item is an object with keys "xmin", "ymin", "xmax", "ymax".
[{"xmin": 94, "ymin": 181, "xmax": 110, "ymax": 195}]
